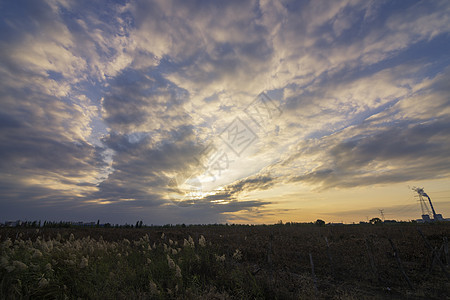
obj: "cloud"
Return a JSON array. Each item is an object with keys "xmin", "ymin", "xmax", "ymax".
[
  {"xmin": 283, "ymin": 68, "xmax": 450, "ymax": 189},
  {"xmin": 94, "ymin": 130, "xmax": 202, "ymax": 204},
  {"xmin": 290, "ymin": 140, "xmax": 450, "ymax": 189},
  {"xmin": 198, "ymin": 175, "xmax": 276, "ymax": 206},
  {"xmin": 102, "ymin": 69, "xmax": 193, "ymax": 135},
  {"xmin": 0, "ymin": 0, "xmax": 112, "ymax": 218},
  {"xmin": 230, "ymin": 175, "xmax": 275, "ymax": 193}
]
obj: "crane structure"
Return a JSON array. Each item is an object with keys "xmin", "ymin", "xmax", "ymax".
[{"xmin": 412, "ymin": 187, "xmax": 444, "ymax": 222}]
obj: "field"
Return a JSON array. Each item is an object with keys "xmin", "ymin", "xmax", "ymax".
[{"xmin": 1, "ymin": 223, "xmax": 449, "ymax": 299}]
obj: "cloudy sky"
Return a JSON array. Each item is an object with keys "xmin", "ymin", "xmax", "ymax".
[{"xmin": 1, "ymin": 0, "xmax": 449, "ymax": 225}]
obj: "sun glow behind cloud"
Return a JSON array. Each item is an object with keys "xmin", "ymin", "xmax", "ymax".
[{"xmin": 0, "ymin": 0, "xmax": 449, "ymax": 224}]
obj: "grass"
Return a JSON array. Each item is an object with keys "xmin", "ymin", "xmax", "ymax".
[{"xmin": 1, "ymin": 223, "xmax": 449, "ymax": 299}]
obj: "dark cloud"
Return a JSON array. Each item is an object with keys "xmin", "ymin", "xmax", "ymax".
[
  {"xmin": 290, "ymin": 119, "xmax": 450, "ymax": 189},
  {"xmin": 229, "ymin": 175, "xmax": 275, "ymax": 193},
  {"xmin": 130, "ymin": 0, "xmax": 273, "ymax": 91},
  {"xmin": 103, "ymin": 68, "xmax": 191, "ymax": 133},
  {"xmin": 94, "ymin": 66, "xmax": 206, "ymax": 206},
  {"xmin": 0, "ymin": 70, "xmax": 104, "ymax": 179},
  {"xmin": 0, "ymin": 0, "xmax": 56, "ymax": 41},
  {"xmin": 96, "ymin": 67, "xmax": 265, "ymax": 217},
  {"xmin": 0, "ymin": 113, "xmax": 23, "ymax": 129},
  {"xmin": 0, "ymin": 0, "xmax": 111, "ymax": 221},
  {"xmin": 94, "ymin": 130, "xmax": 203, "ymax": 205},
  {"xmin": 0, "ymin": 106, "xmax": 105, "ymax": 222},
  {"xmin": 200, "ymin": 175, "xmax": 276, "ymax": 204}
]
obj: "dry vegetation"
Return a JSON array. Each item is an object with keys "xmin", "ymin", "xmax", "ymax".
[{"xmin": 1, "ymin": 223, "xmax": 449, "ymax": 299}]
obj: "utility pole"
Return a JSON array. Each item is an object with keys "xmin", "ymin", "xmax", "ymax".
[{"xmin": 379, "ymin": 209, "xmax": 385, "ymax": 221}]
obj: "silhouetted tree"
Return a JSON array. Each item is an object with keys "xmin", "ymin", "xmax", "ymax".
[
  {"xmin": 315, "ymin": 219, "xmax": 326, "ymax": 226},
  {"xmin": 369, "ymin": 217, "xmax": 382, "ymax": 225}
]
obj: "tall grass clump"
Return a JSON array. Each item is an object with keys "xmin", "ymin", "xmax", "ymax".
[{"xmin": 1, "ymin": 232, "xmax": 263, "ymax": 299}]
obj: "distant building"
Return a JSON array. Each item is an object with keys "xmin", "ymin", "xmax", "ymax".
[{"xmin": 327, "ymin": 222, "xmax": 344, "ymax": 226}]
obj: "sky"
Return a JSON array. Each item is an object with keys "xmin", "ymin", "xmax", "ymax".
[{"xmin": 1, "ymin": 0, "xmax": 450, "ymax": 225}]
